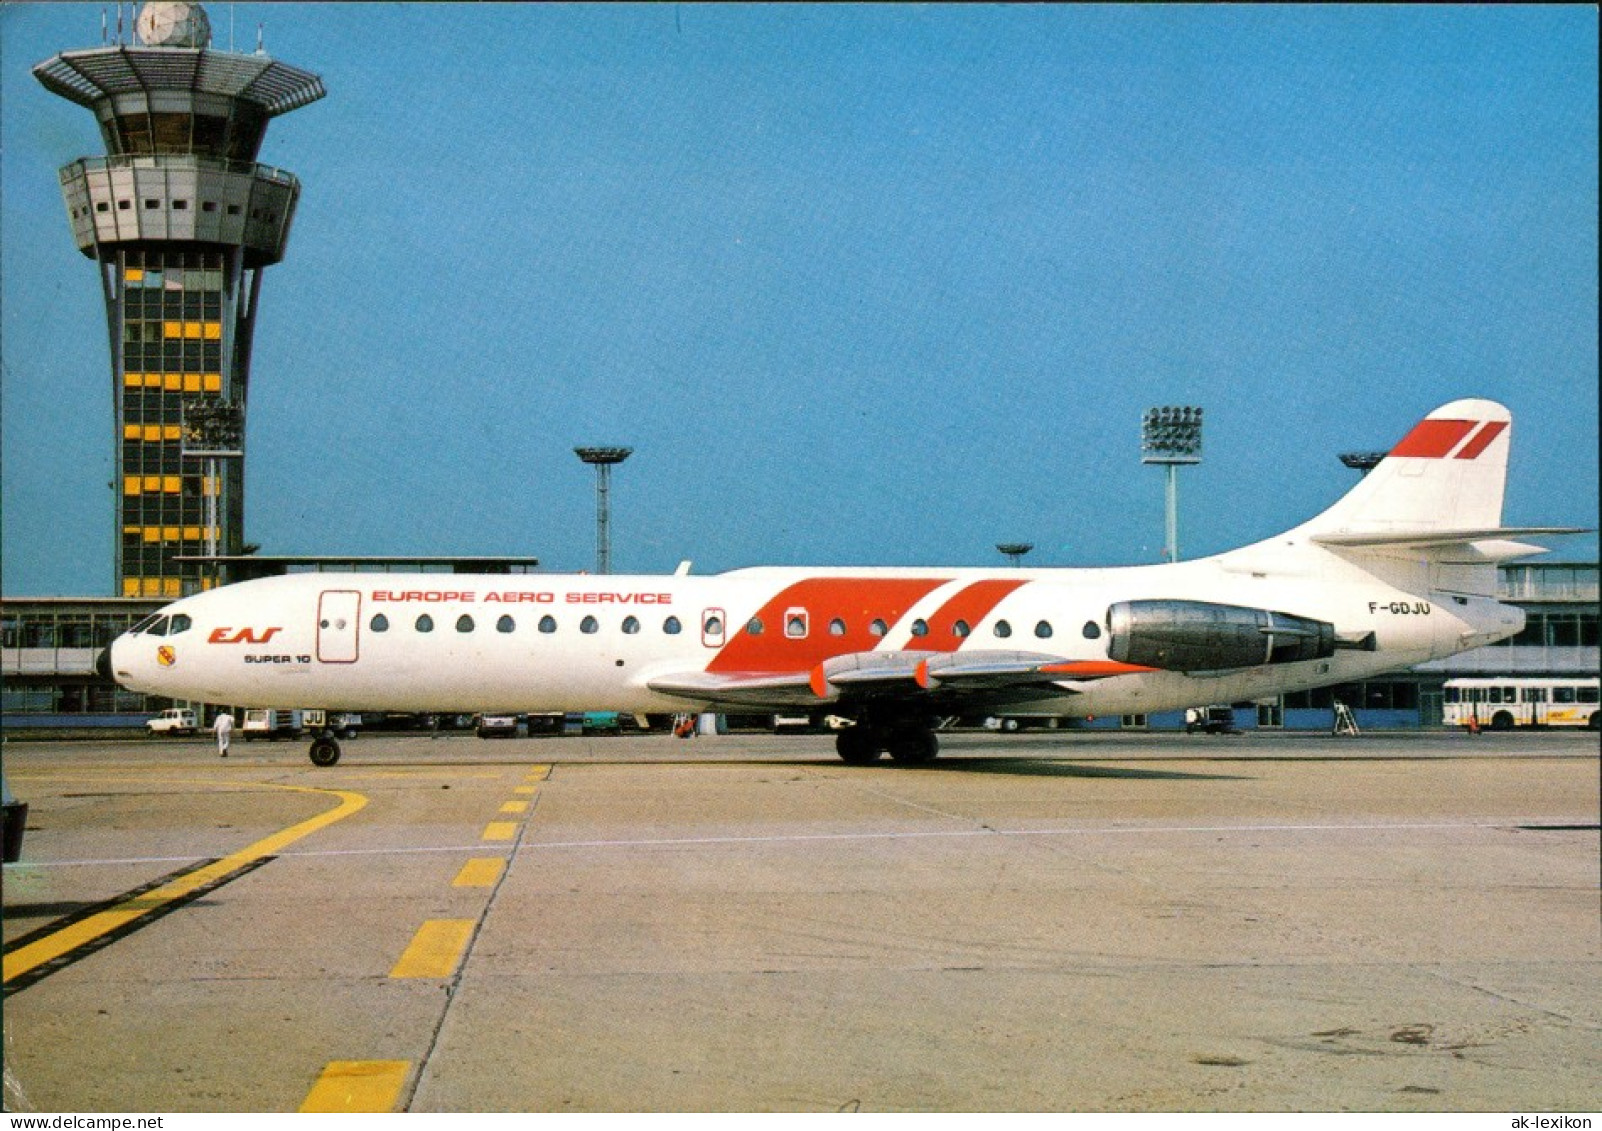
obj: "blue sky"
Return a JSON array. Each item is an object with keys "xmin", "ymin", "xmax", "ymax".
[{"xmin": 2, "ymin": 3, "xmax": 1596, "ymax": 594}]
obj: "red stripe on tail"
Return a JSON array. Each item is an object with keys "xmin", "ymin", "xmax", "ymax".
[
  {"xmin": 1390, "ymin": 419, "xmax": 1477, "ymax": 458},
  {"xmin": 1452, "ymin": 420, "xmax": 1507, "ymax": 460}
]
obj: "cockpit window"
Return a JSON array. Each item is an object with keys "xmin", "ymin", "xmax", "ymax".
[
  {"xmin": 145, "ymin": 616, "xmax": 171, "ymax": 637},
  {"xmin": 130, "ymin": 614, "xmax": 162, "ymax": 635},
  {"xmin": 168, "ymin": 614, "xmax": 193, "ymax": 635}
]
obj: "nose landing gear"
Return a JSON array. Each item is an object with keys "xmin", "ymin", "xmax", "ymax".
[{"xmin": 308, "ymin": 734, "xmax": 341, "ymax": 766}]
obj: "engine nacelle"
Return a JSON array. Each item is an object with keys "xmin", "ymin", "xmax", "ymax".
[{"xmin": 1106, "ymin": 599, "xmax": 1336, "ymax": 672}]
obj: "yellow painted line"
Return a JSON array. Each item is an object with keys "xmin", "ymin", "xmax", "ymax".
[
  {"xmin": 300, "ymin": 1059, "xmax": 410, "ymax": 1113},
  {"xmin": 483, "ymin": 821, "xmax": 518, "ymax": 842},
  {"xmin": 499, "ymin": 800, "xmax": 528, "ymax": 815},
  {"xmin": 523, "ymin": 764, "xmax": 551, "ymax": 782},
  {"xmin": 452, "ymin": 857, "xmax": 505, "ymax": 888},
  {"xmin": 513, "ymin": 785, "xmax": 538, "ymax": 795},
  {"xmin": 4, "ymin": 785, "xmax": 368, "ymax": 985},
  {"xmin": 390, "ymin": 919, "xmax": 475, "ymax": 979}
]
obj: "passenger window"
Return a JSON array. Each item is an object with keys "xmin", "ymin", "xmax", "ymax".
[
  {"xmin": 870, "ymin": 619, "xmax": 888, "ymax": 637},
  {"xmin": 1083, "ymin": 621, "xmax": 1101, "ymax": 640},
  {"xmin": 371, "ymin": 614, "xmax": 390, "ymax": 633},
  {"xmin": 456, "ymin": 615, "xmax": 475, "ymax": 633},
  {"xmin": 496, "ymin": 615, "xmax": 515, "ymax": 633},
  {"xmin": 1035, "ymin": 621, "xmax": 1053, "ymax": 639},
  {"xmin": 581, "ymin": 616, "xmax": 599, "ymax": 634},
  {"xmin": 785, "ymin": 610, "xmax": 808, "ymax": 638},
  {"xmin": 746, "ymin": 617, "xmax": 764, "ymax": 635},
  {"xmin": 829, "ymin": 618, "xmax": 846, "ymax": 636},
  {"xmin": 664, "ymin": 616, "xmax": 682, "ymax": 635},
  {"xmin": 911, "ymin": 619, "xmax": 929, "ymax": 637},
  {"xmin": 416, "ymin": 615, "xmax": 434, "ymax": 633},
  {"xmin": 705, "ymin": 615, "xmax": 723, "ymax": 635},
  {"xmin": 622, "ymin": 616, "xmax": 640, "ymax": 634},
  {"xmin": 953, "ymin": 620, "xmax": 970, "ymax": 638},
  {"xmin": 994, "ymin": 620, "xmax": 1012, "ymax": 639},
  {"xmin": 538, "ymin": 615, "xmax": 557, "ymax": 634},
  {"xmin": 1554, "ymin": 687, "xmax": 1576, "ymax": 704}
]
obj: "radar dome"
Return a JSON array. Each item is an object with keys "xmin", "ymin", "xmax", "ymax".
[{"xmin": 135, "ymin": 2, "xmax": 212, "ymax": 48}]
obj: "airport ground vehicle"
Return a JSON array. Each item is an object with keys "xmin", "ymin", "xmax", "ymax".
[
  {"xmin": 1442, "ymin": 677, "xmax": 1601, "ymax": 730},
  {"xmin": 1185, "ymin": 705, "xmax": 1241, "ymax": 734},
  {"xmin": 103, "ymin": 400, "xmax": 1581, "ymax": 767},
  {"xmin": 243, "ymin": 708, "xmax": 308, "ymax": 740},
  {"xmin": 1, "ymin": 773, "xmax": 26, "ymax": 863},
  {"xmin": 145, "ymin": 707, "xmax": 197, "ymax": 735},
  {"xmin": 475, "ymin": 713, "xmax": 520, "ymax": 738}
]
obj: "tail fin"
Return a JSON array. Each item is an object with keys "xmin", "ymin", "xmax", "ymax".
[
  {"xmin": 1296, "ymin": 398, "xmax": 1516, "ymax": 544},
  {"xmin": 1272, "ymin": 399, "xmax": 1585, "ymax": 597}
]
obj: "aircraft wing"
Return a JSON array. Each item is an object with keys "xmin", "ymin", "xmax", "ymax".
[
  {"xmin": 642, "ymin": 670, "xmax": 821, "ymax": 707},
  {"xmin": 647, "ymin": 649, "xmax": 1155, "ymax": 712}
]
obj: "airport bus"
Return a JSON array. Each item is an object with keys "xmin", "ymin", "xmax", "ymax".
[{"xmin": 1442, "ymin": 677, "xmax": 1600, "ymax": 730}]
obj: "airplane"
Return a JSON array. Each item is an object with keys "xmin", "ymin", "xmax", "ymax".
[{"xmin": 103, "ymin": 398, "xmax": 1581, "ymax": 767}]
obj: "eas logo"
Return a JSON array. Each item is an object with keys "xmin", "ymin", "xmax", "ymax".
[
  {"xmin": 208, "ymin": 627, "xmax": 283, "ymax": 645},
  {"xmin": 156, "ymin": 646, "xmax": 176, "ymax": 668}
]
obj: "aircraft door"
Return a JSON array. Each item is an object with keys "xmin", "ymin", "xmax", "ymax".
[
  {"xmin": 702, "ymin": 608, "xmax": 726, "ymax": 649},
  {"xmin": 317, "ymin": 590, "xmax": 361, "ymax": 663}
]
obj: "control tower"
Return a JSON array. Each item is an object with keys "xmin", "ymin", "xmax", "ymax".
[{"xmin": 34, "ymin": 2, "xmax": 324, "ymax": 598}]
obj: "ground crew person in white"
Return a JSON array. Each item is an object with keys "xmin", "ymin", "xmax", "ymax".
[{"xmin": 214, "ymin": 711, "xmax": 234, "ymax": 758}]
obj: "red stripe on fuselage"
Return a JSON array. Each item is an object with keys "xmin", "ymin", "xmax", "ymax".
[
  {"xmin": 1452, "ymin": 420, "xmax": 1506, "ymax": 460},
  {"xmin": 1389, "ymin": 418, "xmax": 1477, "ymax": 458},
  {"xmin": 706, "ymin": 577, "xmax": 949, "ymax": 674},
  {"xmin": 917, "ymin": 578, "xmax": 1029, "ymax": 651}
]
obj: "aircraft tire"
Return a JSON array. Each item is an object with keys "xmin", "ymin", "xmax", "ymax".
[
  {"xmin": 309, "ymin": 737, "xmax": 342, "ymax": 767},
  {"xmin": 887, "ymin": 728, "xmax": 939, "ymax": 765},
  {"xmin": 835, "ymin": 727, "xmax": 883, "ymax": 765}
]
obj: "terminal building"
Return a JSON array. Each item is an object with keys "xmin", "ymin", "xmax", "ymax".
[{"xmin": 32, "ymin": 2, "xmax": 324, "ymax": 599}]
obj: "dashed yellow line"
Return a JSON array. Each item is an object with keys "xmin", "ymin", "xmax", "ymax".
[
  {"xmin": 3, "ymin": 784, "xmax": 368, "ymax": 985},
  {"xmin": 390, "ymin": 919, "xmax": 475, "ymax": 979},
  {"xmin": 523, "ymin": 764, "xmax": 551, "ymax": 782},
  {"xmin": 452, "ymin": 857, "xmax": 505, "ymax": 888},
  {"xmin": 513, "ymin": 784, "xmax": 538, "ymax": 795},
  {"xmin": 498, "ymin": 800, "xmax": 528, "ymax": 815},
  {"xmin": 483, "ymin": 821, "xmax": 518, "ymax": 841},
  {"xmin": 300, "ymin": 1059, "xmax": 410, "ymax": 1113}
]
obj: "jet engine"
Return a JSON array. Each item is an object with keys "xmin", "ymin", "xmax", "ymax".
[{"xmin": 1106, "ymin": 599, "xmax": 1336, "ymax": 672}]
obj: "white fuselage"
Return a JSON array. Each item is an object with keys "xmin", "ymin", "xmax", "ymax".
[{"xmin": 108, "ymin": 547, "xmax": 1522, "ymax": 718}]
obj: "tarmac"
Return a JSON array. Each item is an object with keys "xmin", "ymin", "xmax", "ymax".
[{"xmin": 1, "ymin": 728, "xmax": 1597, "ymax": 1113}]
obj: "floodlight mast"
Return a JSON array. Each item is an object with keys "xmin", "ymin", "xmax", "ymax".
[
  {"xmin": 574, "ymin": 447, "xmax": 632, "ymax": 575},
  {"xmin": 1141, "ymin": 406, "xmax": 1203, "ymax": 563}
]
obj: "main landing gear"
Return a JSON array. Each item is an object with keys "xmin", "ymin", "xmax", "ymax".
[
  {"xmin": 834, "ymin": 718, "xmax": 939, "ymax": 766},
  {"xmin": 308, "ymin": 734, "xmax": 342, "ymax": 767}
]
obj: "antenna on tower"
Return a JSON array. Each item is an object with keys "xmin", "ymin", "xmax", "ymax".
[
  {"xmin": 255, "ymin": 22, "xmax": 265, "ymax": 55},
  {"xmin": 116, "ymin": 3, "xmax": 124, "ymax": 45},
  {"xmin": 102, "ymin": 8, "xmax": 109, "ymax": 45}
]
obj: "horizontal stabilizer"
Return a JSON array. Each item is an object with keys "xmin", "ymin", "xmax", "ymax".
[{"xmin": 1312, "ymin": 526, "xmax": 1586, "ymax": 549}]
